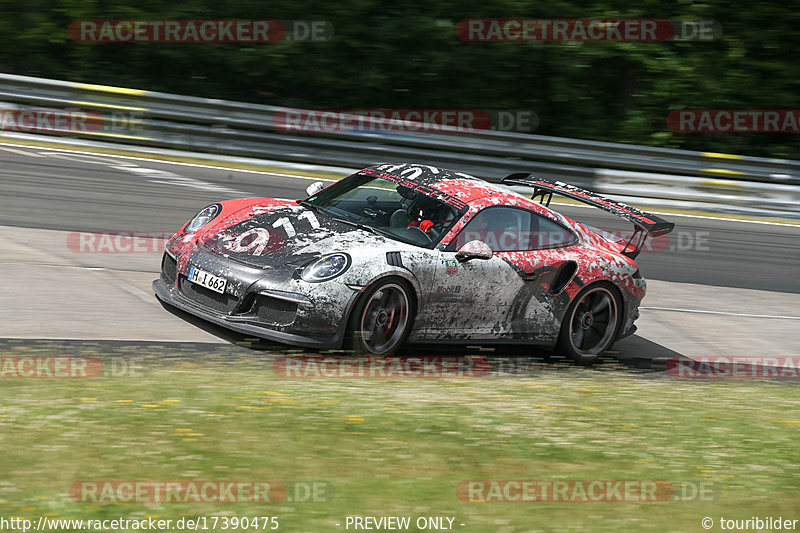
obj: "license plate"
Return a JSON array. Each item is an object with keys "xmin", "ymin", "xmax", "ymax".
[{"xmin": 187, "ymin": 266, "xmax": 227, "ymax": 294}]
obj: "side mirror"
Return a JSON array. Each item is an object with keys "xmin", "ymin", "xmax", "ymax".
[
  {"xmin": 305, "ymin": 181, "xmax": 325, "ymax": 197},
  {"xmin": 455, "ymin": 240, "xmax": 493, "ymax": 262}
]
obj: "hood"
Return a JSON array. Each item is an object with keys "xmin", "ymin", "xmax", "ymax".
[{"xmin": 198, "ymin": 205, "xmax": 389, "ymax": 269}]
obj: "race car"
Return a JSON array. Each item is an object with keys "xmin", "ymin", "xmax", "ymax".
[{"xmin": 153, "ymin": 163, "xmax": 674, "ymax": 364}]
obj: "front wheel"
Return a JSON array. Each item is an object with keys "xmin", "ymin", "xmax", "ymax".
[
  {"xmin": 346, "ymin": 278, "xmax": 415, "ymax": 355},
  {"xmin": 557, "ymin": 283, "xmax": 622, "ymax": 365}
]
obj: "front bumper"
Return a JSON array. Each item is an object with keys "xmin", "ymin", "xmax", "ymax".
[{"xmin": 154, "ymin": 252, "xmax": 359, "ymax": 349}]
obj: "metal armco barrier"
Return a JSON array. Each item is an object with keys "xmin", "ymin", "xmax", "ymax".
[{"xmin": 0, "ymin": 72, "xmax": 798, "ymax": 217}]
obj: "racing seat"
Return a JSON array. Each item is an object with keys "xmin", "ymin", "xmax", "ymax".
[{"xmin": 390, "ymin": 208, "xmax": 411, "ymax": 228}]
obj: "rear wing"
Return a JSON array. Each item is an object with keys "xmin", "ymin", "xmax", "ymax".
[{"xmin": 502, "ymin": 174, "xmax": 675, "ymax": 258}]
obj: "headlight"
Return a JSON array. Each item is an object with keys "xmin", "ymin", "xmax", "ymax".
[
  {"xmin": 301, "ymin": 253, "xmax": 351, "ymax": 282},
  {"xmin": 185, "ymin": 204, "xmax": 221, "ymax": 233}
]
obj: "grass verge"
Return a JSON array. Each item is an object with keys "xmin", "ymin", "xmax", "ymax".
[{"xmin": 0, "ymin": 342, "xmax": 797, "ymax": 532}]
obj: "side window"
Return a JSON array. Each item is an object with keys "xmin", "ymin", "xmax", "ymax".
[
  {"xmin": 530, "ymin": 213, "xmax": 578, "ymax": 249},
  {"xmin": 449, "ymin": 207, "xmax": 532, "ymax": 252},
  {"xmin": 448, "ymin": 207, "xmax": 577, "ymax": 251}
]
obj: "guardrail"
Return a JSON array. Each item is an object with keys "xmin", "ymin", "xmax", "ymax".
[{"xmin": 0, "ymin": 72, "xmax": 798, "ymax": 218}]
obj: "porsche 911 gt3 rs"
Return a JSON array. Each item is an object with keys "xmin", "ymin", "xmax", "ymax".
[{"xmin": 153, "ymin": 163, "xmax": 674, "ymax": 364}]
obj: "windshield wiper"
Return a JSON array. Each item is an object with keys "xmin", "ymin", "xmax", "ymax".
[
  {"xmin": 298, "ymin": 199, "xmax": 323, "ymax": 213},
  {"xmin": 332, "ymin": 216, "xmax": 383, "ymax": 237},
  {"xmin": 301, "ymin": 201, "xmax": 385, "ymax": 237}
]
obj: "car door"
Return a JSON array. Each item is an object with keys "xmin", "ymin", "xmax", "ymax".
[
  {"xmin": 415, "ymin": 249, "xmax": 520, "ymax": 339},
  {"xmin": 417, "ymin": 206, "xmax": 532, "ymax": 338},
  {"xmin": 417, "ymin": 206, "xmax": 578, "ymax": 341},
  {"xmin": 489, "ymin": 210, "xmax": 581, "ymax": 341}
]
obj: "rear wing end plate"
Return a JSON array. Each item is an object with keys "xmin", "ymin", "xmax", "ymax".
[{"xmin": 502, "ymin": 173, "xmax": 675, "ymax": 258}]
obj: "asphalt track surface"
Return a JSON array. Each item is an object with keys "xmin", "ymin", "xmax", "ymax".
[{"xmin": 1, "ymin": 144, "xmax": 797, "ymax": 294}]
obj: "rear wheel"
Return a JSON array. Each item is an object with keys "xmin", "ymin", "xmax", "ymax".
[
  {"xmin": 346, "ymin": 278, "xmax": 415, "ymax": 355},
  {"xmin": 557, "ymin": 283, "xmax": 621, "ymax": 365}
]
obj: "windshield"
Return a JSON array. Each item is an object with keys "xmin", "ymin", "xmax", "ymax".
[{"xmin": 306, "ymin": 172, "xmax": 467, "ymax": 248}]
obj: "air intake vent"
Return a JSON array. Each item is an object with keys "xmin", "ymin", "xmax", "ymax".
[
  {"xmin": 386, "ymin": 251, "xmax": 404, "ymax": 268},
  {"xmin": 550, "ymin": 261, "xmax": 577, "ymax": 295}
]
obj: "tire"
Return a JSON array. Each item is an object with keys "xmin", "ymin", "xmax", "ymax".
[
  {"xmin": 346, "ymin": 278, "xmax": 415, "ymax": 355},
  {"xmin": 556, "ymin": 282, "xmax": 622, "ymax": 365}
]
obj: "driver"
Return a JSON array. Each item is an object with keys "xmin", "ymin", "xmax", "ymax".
[{"xmin": 408, "ymin": 202, "xmax": 454, "ymax": 238}]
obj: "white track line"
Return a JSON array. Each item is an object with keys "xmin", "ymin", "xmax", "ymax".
[
  {"xmin": 42, "ymin": 151, "xmax": 137, "ymax": 166},
  {"xmin": 0, "ymin": 262, "xmax": 158, "ymax": 273},
  {"xmin": 645, "ymin": 211, "xmax": 800, "ymax": 228},
  {"xmin": 641, "ymin": 306, "xmax": 800, "ymax": 320},
  {"xmin": 0, "ymin": 141, "xmax": 335, "ymax": 181},
  {"xmin": 548, "ymin": 202, "xmax": 800, "ymax": 228},
  {"xmin": 1, "ymin": 141, "xmax": 798, "ymax": 227},
  {"xmin": 0, "ymin": 145, "xmax": 46, "ymax": 157}
]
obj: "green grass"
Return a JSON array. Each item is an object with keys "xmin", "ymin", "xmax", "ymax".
[{"xmin": 0, "ymin": 342, "xmax": 798, "ymax": 532}]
